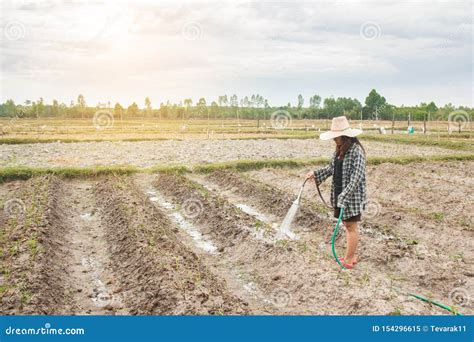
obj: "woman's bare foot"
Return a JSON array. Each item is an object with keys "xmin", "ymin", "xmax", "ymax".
[{"xmin": 342, "ymin": 256, "xmax": 358, "ymax": 265}]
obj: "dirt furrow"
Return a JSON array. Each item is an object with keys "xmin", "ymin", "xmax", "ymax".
[
  {"xmin": 0, "ymin": 176, "xmax": 72, "ymax": 314},
  {"xmin": 94, "ymin": 175, "xmax": 248, "ymax": 315},
  {"xmin": 61, "ymin": 180, "xmax": 128, "ymax": 314}
]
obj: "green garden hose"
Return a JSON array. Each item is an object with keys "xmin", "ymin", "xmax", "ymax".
[
  {"xmin": 329, "ymin": 207, "xmax": 461, "ymax": 315},
  {"xmin": 407, "ymin": 292, "xmax": 462, "ymax": 316},
  {"xmin": 318, "ymin": 181, "xmax": 462, "ymax": 315},
  {"xmin": 331, "ymin": 207, "xmax": 346, "ymax": 269}
]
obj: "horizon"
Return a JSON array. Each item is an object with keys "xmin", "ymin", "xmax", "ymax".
[
  {"xmin": 1, "ymin": 91, "xmax": 472, "ymax": 110},
  {"xmin": 1, "ymin": 0, "xmax": 472, "ymax": 107}
]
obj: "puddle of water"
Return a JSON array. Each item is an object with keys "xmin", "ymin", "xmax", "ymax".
[
  {"xmin": 81, "ymin": 256, "xmax": 113, "ymax": 307},
  {"xmin": 80, "ymin": 213, "xmax": 93, "ymax": 221},
  {"xmin": 170, "ymin": 212, "xmax": 218, "ymax": 253},
  {"xmin": 236, "ymin": 203, "xmax": 277, "ymax": 241},
  {"xmin": 236, "ymin": 203, "xmax": 272, "ymax": 224},
  {"xmin": 146, "ymin": 189, "xmax": 218, "ymax": 254},
  {"xmin": 242, "ymin": 281, "xmax": 257, "ymax": 294}
]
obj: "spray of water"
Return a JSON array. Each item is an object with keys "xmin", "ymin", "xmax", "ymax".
[
  {"xmin": 277, "ymin": 200, "xmax": 299, "ymax": 239},
  {"xmin": 277, "ymin": 183, "xmax": 305, "ymax": 240}
]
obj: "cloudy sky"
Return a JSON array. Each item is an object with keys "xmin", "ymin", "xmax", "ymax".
[{"xmin": 0, "ymin": 0, "xmax": 472, "ymax": 107}]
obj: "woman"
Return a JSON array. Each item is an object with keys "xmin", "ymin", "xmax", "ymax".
[{"xmin": 306, "ymin": 116, "xmax": 367, "ymax": 269}]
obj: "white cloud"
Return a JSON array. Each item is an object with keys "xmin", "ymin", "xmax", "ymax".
[{"xmin": 0, "ymin": 0, "xmax": 472, "ymax": 106}]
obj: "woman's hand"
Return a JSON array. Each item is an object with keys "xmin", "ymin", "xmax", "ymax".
[{"xmin": 306, "ymin": 171, "xmax": 315, "ymax": 180}]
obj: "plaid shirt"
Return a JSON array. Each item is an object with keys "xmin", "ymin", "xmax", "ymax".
[{"xmin": 314, "ymin": 143, "xmax": 367, "ymax": 220}]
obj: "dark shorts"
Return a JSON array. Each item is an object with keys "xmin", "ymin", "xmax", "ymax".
[{"xmin": 334, "ymin": 207, "xmax": 361, "ymax": 222}]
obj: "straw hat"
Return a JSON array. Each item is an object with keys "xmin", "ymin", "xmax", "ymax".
[{"xmin": 319, "ymin": 116, "xmax": 363, "ymax": 140}]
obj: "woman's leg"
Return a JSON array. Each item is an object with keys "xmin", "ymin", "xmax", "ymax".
[{"xmin": 343, "ymin": 221, "xmax": 359, "ymax": 264}]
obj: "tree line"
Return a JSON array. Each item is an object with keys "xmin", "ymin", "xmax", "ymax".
[{"xmin": 0, "ymin": 89, "xmax": 471, "ymax": 122}]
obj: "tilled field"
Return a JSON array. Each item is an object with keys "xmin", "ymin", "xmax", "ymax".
[
  {"xmin": 1, "ymin": 162, "xmax": 472, "ymax": 315},
  {"xmin": 0, "ymin": 138, "xmax": 469, "ymax": 168}
]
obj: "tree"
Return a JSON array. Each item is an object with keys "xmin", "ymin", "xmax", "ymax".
[
  {"xmin": 34, "ymin": 97, "xmax": 45, "ymax": 118},
  {"xmin": 323, "ymin": 97, "xmax": 338, "ymax": 117},
  {"xmin": 127, "ymin": 102, "xmax": 139, "ymax": 116},
  {"xmin": 197, "ymin": 98, "xmax": 207, "ymax": 118},
  {"xmin": 218, "ymin": 96, "xmax": 225, "ymax": 107},
  {"xmin": 255, "ymin": 94, "xmax": 264, "ymax": 108},
  {"xmin": 145, "ymin": 97, "xmax": 152, "ymax": 116},
  {"xmin": 243, "ymin": 96, "xmax": 250, "ymax": 107},
  {"xmin": 183, "ymin": 98, "xmax": 192, "ymax": 120},
  {"xmin": 210, "ymin": 101, "xmax": 219, "ymax": 119},
  {"xmin": 183, "ymin": 98, "xmax": 192, "ymax": 108},
  {"xmin": 262, "ymin": 99, "xmax": 270, "ymax": 120},
  {"xmin": 114, "ymin": 103, "xmax": 124, "ymax": 121},
  {"xmin": 323, "ymin": 97, "xmax": 362, "ymax": 118},
  {"xmin": 218, "ymin": 95, "xmax": 230, "ymax": 107},
  {"xmin": 297, "ymin": 94, "xmax": 304, "ymax": 109},
  {"xmin": 4, "ymin": 99, "xmax": 16, "ymax": 117},
  {"xmin": 159, "ymin": 103, "xmax": 168, "ymax": 119},
  {"xmin": 52, "ymin": 99, "xmax": 59, "ymax": 116},
  {"xmin": 77, "ymin": 94, "xmax": 86, "ymax": 119},
  {"xmin": 425, "ymin": 101, "xmax": 438, "ymax": 113},
  {"xmin": 309, "ymin": 94, "xmax": 321, "ymax": 108},
  {"xmin": 230, "ymin": 95, "xmax": 238, "ymax": 107},
  {"xmin": 364, "ymin": 89, "xmax": 386, "ymax": 120}
]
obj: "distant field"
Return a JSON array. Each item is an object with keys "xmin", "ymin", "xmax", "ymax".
[{"xmin": 0, "ymin": 118, "xmax": 471, "ymax": 143}]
